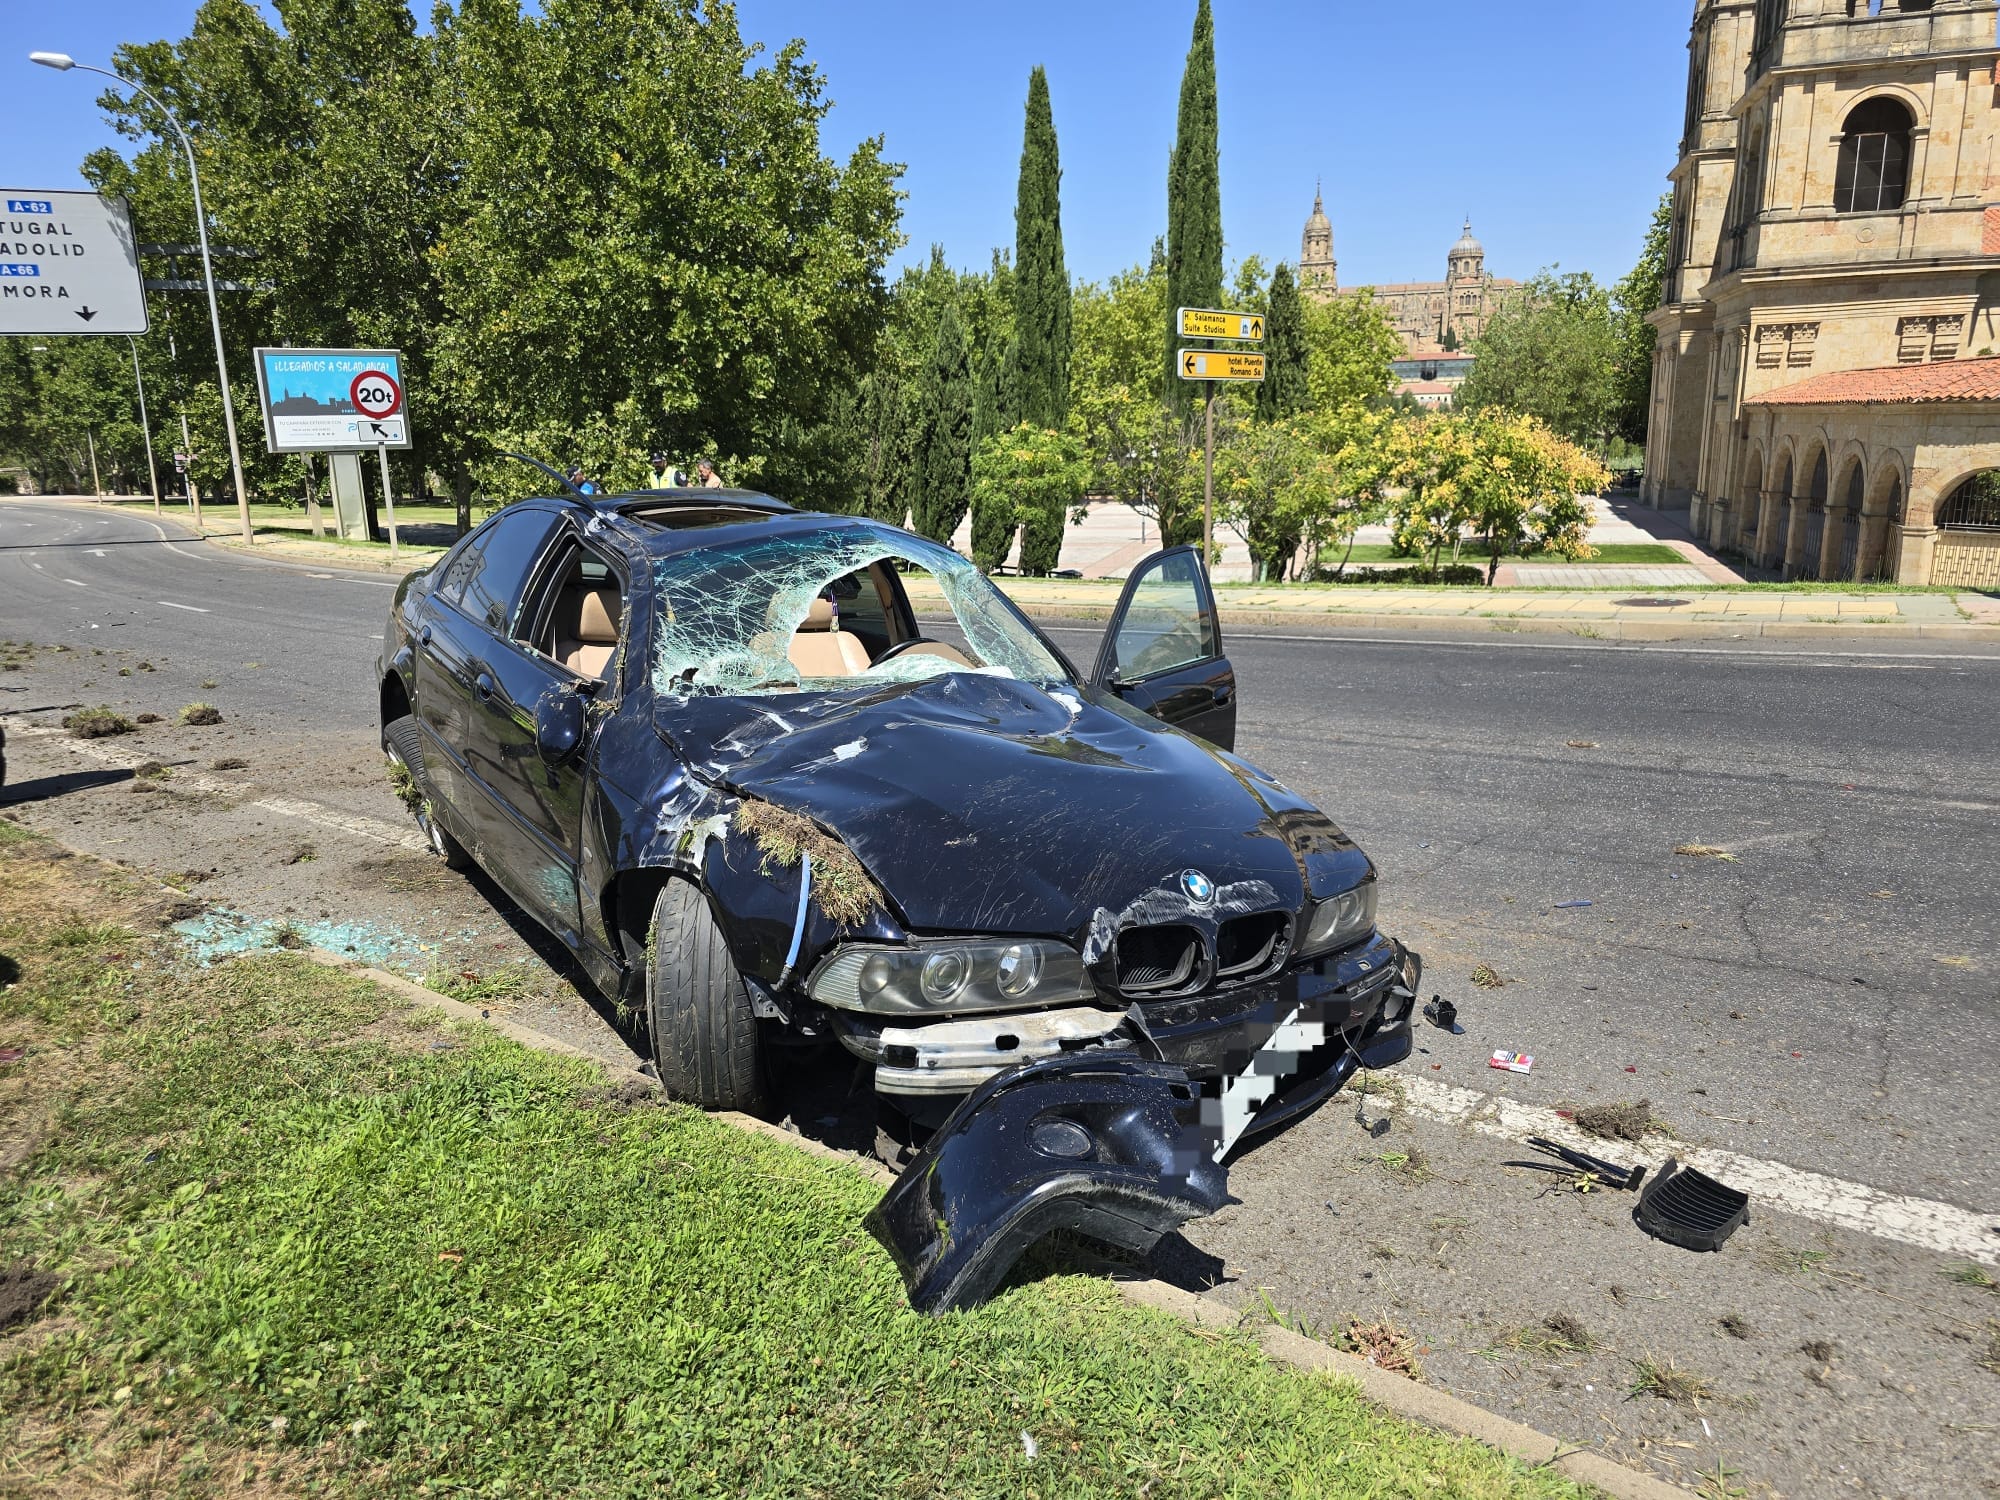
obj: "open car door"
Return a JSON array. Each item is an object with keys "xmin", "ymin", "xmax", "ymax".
[{"xmin": 1088, "ymin": 546, "xmax": 1236, "ymax": 750}]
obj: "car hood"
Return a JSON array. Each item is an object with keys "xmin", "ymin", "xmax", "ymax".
[{"xmin": 664, "ymin": 673, "xmax": 1367, "ymax": 938}]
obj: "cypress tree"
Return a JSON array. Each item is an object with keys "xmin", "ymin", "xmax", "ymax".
[
  {"xmin": 912, "ymin": 302, "xmax": 974, "ymax": 543},
  {"xmin": 1165, "ymin": 0, "xmax": 1223, "ymax": 408},
  {"xmin": 1011, "ymin": 66, "xmax": 1071, "ymax": 430},
  {"xmin": 1257, "ymin": 263, "xmax": 1310, "ymax": 420},
  {"xmin": 973, "ymin": 330, "xmax": 1012, "ymax": 445}
]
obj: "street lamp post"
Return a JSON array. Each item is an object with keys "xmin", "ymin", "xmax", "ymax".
[
  {"xmin": 31, "ymin": 51, "xmax": 254, "ymax": 544},
  {"xmin": 128, "ymin": 335, "xmax": 161, "ymax": 514}
]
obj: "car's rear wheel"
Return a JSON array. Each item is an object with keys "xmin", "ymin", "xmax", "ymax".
[
  {"xmin": 383, "ymin": 713, "xmax": 472, "ymax": 870},
  {"xmin": 645, "ymin": 879, "xmax": 767, "ymax": 1113}
]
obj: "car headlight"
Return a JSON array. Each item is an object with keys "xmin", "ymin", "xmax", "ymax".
[
  {"xmin": 808, "ymin": 938, "xmax": 1092, "ymax": 1015},
  {"xmin": 1298, "ymin": 881, "xmax": 1378, "ymax": 959}
]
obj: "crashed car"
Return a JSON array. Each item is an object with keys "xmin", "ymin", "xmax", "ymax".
[{"xmin": 378, "ymin": 487, "xmax": 1418, "ymax": 1308}]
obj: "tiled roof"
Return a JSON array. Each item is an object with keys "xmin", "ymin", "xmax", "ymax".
[{"xmin": 1747, "ymin": 357, "xmax": 2000, "ymax": 406}]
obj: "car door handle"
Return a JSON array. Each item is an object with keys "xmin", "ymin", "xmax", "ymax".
[
  {"xmin": 474, "ymin": 672, "xmax": 496, "ymax": 699},
  {"xmin": 418, "ymin": 624, "xmax": 432, "ymax": 646},
  {"xmin": 1212, "ymin": 685, "xmax": 1234, "ymax": 705}
]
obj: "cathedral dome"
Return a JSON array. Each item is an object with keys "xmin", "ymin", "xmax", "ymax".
[
  {"xmin": 1306, "ymin": 189, "xmax": 1331, "ymax": 235},
  {"xmin": 1451, "ymin": 218, "xmax": 1484, "ymax": 257}
]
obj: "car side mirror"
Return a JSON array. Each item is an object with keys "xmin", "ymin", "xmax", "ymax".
[{"xmin": 535, "ymin": 688, "xmax": 586, "ymax": 766}]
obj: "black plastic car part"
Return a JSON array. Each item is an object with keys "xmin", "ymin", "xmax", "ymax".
[
  {"xmin": 1634, "ymin": 1157, "xmax": 1749, "ymax": 1251},
  {"xmin": 865, "ymin": 1053, "xmax": 1230, "ymax": 1314},
  {"xmin": 1526, "ymin": 1135, "xmax": 1646, "ymax": 1192}
]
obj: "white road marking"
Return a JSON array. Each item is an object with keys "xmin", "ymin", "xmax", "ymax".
[
  {"xmin": 157, "ymin": 601, "xmax": 210, "ymax": 613},
  {"xmin": 1394, "ymin": 1074, "xmax": 1999, "ymax": 1265},
  {"xmin": 30, "ymin": 562, "xmax": 43, "ymax": 570},
  {"xmin": 62, "ymin": 578, "xmax": 86, "ymax": 588},
  {"xmin": 6, "ymin": 721, "xmax": 428, "ymax": 853},
  {"xmin": 89, "ymin": 549, "xmax": 107, "ymax": 557}
]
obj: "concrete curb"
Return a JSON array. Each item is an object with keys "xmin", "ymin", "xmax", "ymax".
[{"xmin": 210, "ymin": 931, "xmax": 1687, "ymax": 1497}]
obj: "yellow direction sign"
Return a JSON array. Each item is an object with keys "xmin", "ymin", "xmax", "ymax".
[
  {"xmin": 1178, "ymin": 306, "xmax": 1264, "ymax": 342},
  {"xmin": 1178, "ymin": 348, "xmax": 1266, "ymax": 383}
]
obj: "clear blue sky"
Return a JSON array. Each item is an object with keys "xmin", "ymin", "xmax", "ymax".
[{"xmin": 10, "ymin": 1, "xmax": 1691, "ymax": 289}]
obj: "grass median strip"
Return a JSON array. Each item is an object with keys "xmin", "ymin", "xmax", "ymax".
[{"xmin": 0, "ymin": 828, "xmax": 1594, "ymax": 1499}]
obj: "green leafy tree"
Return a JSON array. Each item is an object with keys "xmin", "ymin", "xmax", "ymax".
[
  {"xmin": 911, "ymin": 303, "xmax": 974, "ymax": 542},
  {"xmin": 1456, "ymin": 270, "xmax": 1620, "ymax": 447},
  {"xmin": 973, "ymin": 331, "xmax": 1013, "ymax": 445},
  {"xmin": 1085, "ymin": 393, "xmax": 1209, "ymax": 550},
  {"xmin": 1010, "ymin": 67, "xmax": 1070, "ymax": 430},
  {"xmin": 969, "ymin": 423, "xmax": 1089, "ymax": 573},
  {"xmin": 1164, "ymin": 0, "xmax": 1222, "ymax": 409},
  {"xmin": 1612, "ymin": 194, "xmax": 1672, "ymax": 446},
  {"xmin": 1256, "ymin": 263, "xmax": 1310, "ymax": 421},
  {"xmin": 1301, "ymin": 293, "xmax": 1401, "ymax": 411}
]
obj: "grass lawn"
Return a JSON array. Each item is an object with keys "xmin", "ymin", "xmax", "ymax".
[{"xmin": 0, "ymin": 824, "xmax": 1592, "ymax": 1499}]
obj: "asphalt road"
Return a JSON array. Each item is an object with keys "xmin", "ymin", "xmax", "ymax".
[{"xmin": 5, "ymin": 498, "xmax": 1999, "ymax": 1496}]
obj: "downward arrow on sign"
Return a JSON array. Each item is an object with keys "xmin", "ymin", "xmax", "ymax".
[{"xmin": 75, "ymin": 306, "xmax": 98, "ymax": 322}]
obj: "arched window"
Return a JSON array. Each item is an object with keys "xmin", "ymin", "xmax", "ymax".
[
  {"xmin": 1808, "ymin": 450, "xmax": 1829, "ymax": 506},
  {"xmin": 1834, "ymin": 98, "xmax": 1913, "ymax": 214},
  {"xmin": 1843, "ymin": 462, "xmax": 1865, "ymax": 512},
  {"xmin": 1937, "ymin": 471, "xmax": 2000, "ymax": 530}
]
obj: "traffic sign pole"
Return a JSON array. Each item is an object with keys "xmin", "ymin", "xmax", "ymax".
[
  {"xmin": 1203, "ymin": 382, "xmax": 1216, "ymax": 568},
  {"xmin": 377, "ymin": 441, "xmax": 399, "ymax": 565},
  {"xmin": 128, "ymin": 336, "xmax": 159, "ymax": 515}
]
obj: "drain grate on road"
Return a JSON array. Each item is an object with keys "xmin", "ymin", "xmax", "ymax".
[{"xmin": 1612, "ymin": 597, "xmax": 1693, "ymax": 609}]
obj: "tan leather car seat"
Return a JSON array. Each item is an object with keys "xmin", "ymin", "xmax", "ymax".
[
  {"xmin": 553, "ymin": 584, "xmax": 622, "ymax": 680},
  {"xmin": 788, "ymin": 596, "xmax": 871, "ymax": 677}
]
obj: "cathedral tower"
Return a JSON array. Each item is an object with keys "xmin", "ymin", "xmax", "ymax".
[{"xmin": 1299, "ymin": 186, "xmax": 1336, "ymax": 293}]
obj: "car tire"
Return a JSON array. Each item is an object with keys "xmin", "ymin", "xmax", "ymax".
[
  {"xmin": 645, "ymin": 879, "xmax": 767, "ymax": 1113},
  {"xmin": 383, "ymin": 713, "xmax": 473, "ymax": 870}
]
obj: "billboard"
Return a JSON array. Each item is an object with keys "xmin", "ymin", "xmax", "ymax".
[{"xmin": 253, "ymin": 347, "xmax": 412, "ymax": 452}]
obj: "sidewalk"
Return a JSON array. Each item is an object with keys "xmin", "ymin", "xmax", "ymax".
[{"xmin": 910, "ymin": 574, "xmax": 2000, "ymax": 643}]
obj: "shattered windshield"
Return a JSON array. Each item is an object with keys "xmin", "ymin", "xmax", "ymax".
[{"xmin": 650, "ymin": 522, "xmax": 1071, "ymax": 697}]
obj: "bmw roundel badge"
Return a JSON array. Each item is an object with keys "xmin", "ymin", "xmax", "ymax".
[{"xmin": 1180, "ymin": 869, "xmax": 1216, "ymax": 905}]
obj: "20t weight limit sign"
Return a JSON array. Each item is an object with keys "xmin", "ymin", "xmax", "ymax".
[{"xmin": 351, "ymin": 369, "xmax": 401, "ymax": 419}]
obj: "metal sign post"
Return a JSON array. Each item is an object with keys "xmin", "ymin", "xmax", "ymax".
[
  {"xmin": 128, "ymin": 336, "xmax": 160, "ymax": 514},
  {"xmin": 377, "ymin": 441, "xmax": 399, "ymax": 565},
  {"xmin": 1175, "ymin": 308, "xmax": 1266, "ymax": 569}
]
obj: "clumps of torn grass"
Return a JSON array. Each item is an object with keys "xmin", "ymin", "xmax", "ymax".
[
  {"xmin": 1498, "ymin": 1313, "xmax": 1596, "ymax": 1358},
  {"xmin": 211, "ymin": 757, "xmax": 248, "ymax": 772},
  {"xmin": 1469, "ymin": 963, "xmax": 1505, "ymax": 990},
  {"xmin": 132, "ymin": 761, "xmax": 171, "ymax": 781},
  {"xmin": 1369, "ymin": 1147, "xmax": 1434, "ymax": 1186},
  {"xmin": 387, "ymin": 761, "xmax": 424, "ymax": 813},
  {"xmin": 1628, "ymin": 1355, "xmax": 1714, "ymax": 1407},
  {"xmin": 178, "ymin": 701, "xmax": 224, "ymax": 727},
  {"xmin": 1945, "ymin": 1263, "xmax": 1998, "ymax": 1294},
  {"xmin": 62, "ymin": 705, "xmax": 134, "ymax": 740},
  {"xmin": 269, "ymin": 921, "xmax": 309, "ymax": 951},
  {"xmin": 1340, "ymin": 1319, "xmax": 1422, "ymax": 1380},
  {"xmin": 1718, "ymin": 1313, "xmax": 1755, "ymax": 1340},
  {"xmin": 1979, "ymin": 1322, "xmax": 2000, "ymax": 1377},
  {"xmin": 1760, "ymin": 1245, "xmax": 1835, "ymax": 1276},
  {"xmin": 732, "ymin": 799, "xmax": 881, "ymax": 926},
  {"xmin": 1673, "ymin": 844, "xmax": 1739, "ymax": 862},
  {"xmin": 1569, "ymin": 1098, "xmax": 1671, "ymax": 1142},
  {"xmin": 427, "ymin": 964, "xmax": 541, "ymax": 1009}
]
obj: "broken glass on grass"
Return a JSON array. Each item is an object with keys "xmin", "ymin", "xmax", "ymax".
[{"xmin": 649, "ymin": 523, "xmax": 1067, "ymax": 698}]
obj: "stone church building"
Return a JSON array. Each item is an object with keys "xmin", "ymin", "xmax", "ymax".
[
  {"xmin": 1300, "ymin": 191, "xmax": 1518, "ymax": 403},
  {"xmin": 1646, "ymin": 0, "xmax": 2000, "ymax": 587}
]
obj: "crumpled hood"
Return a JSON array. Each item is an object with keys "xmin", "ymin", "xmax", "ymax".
[{"xmin": 664, "ymin": 673, "xmax": 1366, "ymax": 937}]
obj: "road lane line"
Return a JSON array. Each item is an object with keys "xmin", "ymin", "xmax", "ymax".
[
  {"xmin": 157, "ymin": 601, "xmax": 210, "ymax": 613},
  {"xmin": 1394, "ymin": 1074, "xmax": 1998, "ymax": 1265},
  {"xmin": 62, "ymin": 579, "xmax": 86, "ymax": 588},
  {"xmin": 6, "ymin": 721, "xmax": 428, "ymax": 853}
]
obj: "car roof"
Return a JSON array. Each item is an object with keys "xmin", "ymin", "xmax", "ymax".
[{"xmin": 519, "ymin": 488, "xmax": 900, "ymax": 562}]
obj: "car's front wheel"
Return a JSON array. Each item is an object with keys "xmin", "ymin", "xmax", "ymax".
[
  {"xmin": 383, "ymin": 713, "xmax": 473, "ymax": 870},
  {"xmin": 645, "ymin": 879, "xmax": 767, "ymax": 1113}
]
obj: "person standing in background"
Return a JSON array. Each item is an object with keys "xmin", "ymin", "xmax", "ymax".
[{"xmin": 696, "ymin": 458, "xmax": 724, "ymax": 489}]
